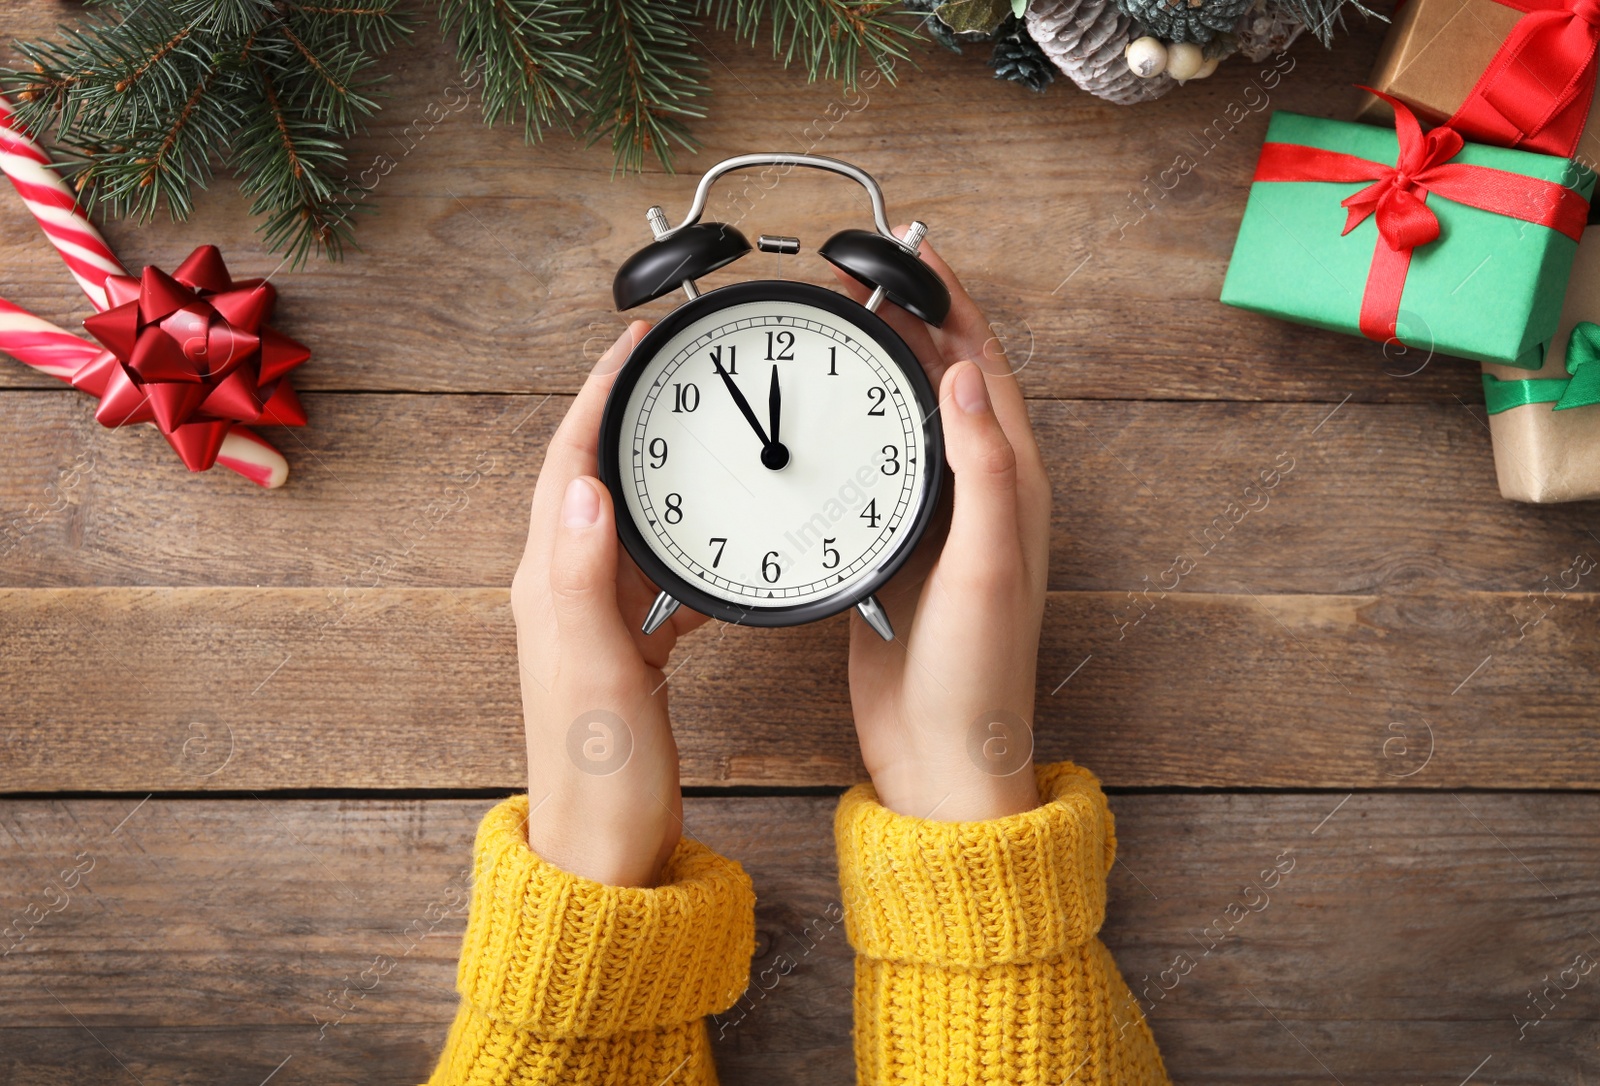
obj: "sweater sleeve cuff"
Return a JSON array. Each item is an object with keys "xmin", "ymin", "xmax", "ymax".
[
  {"xmin": 454, "ymin": 794, "xmax": 755, "ymax": 1038},
  {"xmin": 834, "ymin": 762, "xmax": 1116, "ymax": 968}
]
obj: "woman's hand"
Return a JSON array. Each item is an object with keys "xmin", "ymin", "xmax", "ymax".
[
  {"xmin": 833, "ymin": 235, "xmax": 1052, "ymax": 822},
  {"xmin": 510, "ymin": 322, "xmax": 709, "ymax": 887}
]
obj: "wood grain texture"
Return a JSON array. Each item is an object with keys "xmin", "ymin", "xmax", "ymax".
[
  {"xmin": 6, "ymin": 391, "xmax": 1599, "ymax": 595},
  {"xmin": 4, "ymin": 6, "xmax": 1597, "ymax": 1084},
  {"xmin": 0, "ymin": 3, "xmax": 1478, "ymax": 404},
  {"xmin": 5, "ymin": 586, "xmax": 1598, "ymax": 791},
  {"xmin": 2, "ymin": 794, "xmax": 1597, "ymax": 1084}
]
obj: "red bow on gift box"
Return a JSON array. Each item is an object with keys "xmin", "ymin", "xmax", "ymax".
[
  {"xmin": 72, "ymin": 244, "xmax": 309, "ymax": 472},
  {"xmin": 1336, "ymin": 123, "xmax": 1469, "ymax": 250},
  {"xmin": 1252, "ymin": 89, "xmax": 1590, "ymax": 340},
  {"xmin": 1450, "ymin": 0, "xmax": 1600, "ymax": 157}
]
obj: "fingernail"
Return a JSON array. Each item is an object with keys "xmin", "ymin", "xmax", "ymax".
[
  {"xmin": 562, "ymin": 478, "xmax": 601, "ymax": 528},
  {"xmin": 595, "ymin": 324, "xmax": 641, "ymax": 376},
  {"xmin": 953, "ymin": 362, "xmax": 990, "ymax": 415}
]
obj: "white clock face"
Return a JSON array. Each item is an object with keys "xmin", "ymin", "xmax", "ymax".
[{"xmin": 615, "ymin": 297, "xmax": 931, "ymax": 612}]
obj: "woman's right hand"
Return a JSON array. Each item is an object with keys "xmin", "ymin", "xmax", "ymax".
[{"xmin": 510, "ymin": 322, "xmax": 709, "ymax": 888}]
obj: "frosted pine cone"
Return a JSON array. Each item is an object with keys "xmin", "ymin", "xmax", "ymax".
[{"xmin": 1027, "ymin": 0, "xmax": 1175, "ymax": 104}]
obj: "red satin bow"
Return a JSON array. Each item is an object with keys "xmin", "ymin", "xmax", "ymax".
[
  {"xmin": 74, "ymin": 244, "xmax": 309, "ymax": 472},
  {"xmin": 1338, "ymin": 120, "xmax": 1465, "ymax": 250},
  {"xmin": 1252, "ymin": 91, "xmax": 1589, "ymax": 341},
  {"xmin": 1449, "ymin": 0, "xmax": 1600, "ymax": 157}
]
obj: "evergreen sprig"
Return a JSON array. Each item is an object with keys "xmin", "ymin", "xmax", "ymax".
[
  {"xmin": 3, "ymin": 1, "xmax": 927, "ymax": 262},
  {"xmin": 6, "ymin": 0, "xmax": 409, "ymax": 266},
  {"xmin": 580, "ymin": 0, "xmax": 705, "ymax": 172},
  {"xmin": 701, "ymin": 0, "xmax": 919, "ymax": 89},
  {"xmin": 434, "ymin": 0, "xmax": 592, "ymax": 141},
  {"xmin": 1271, "ymin": 0, "xmax": 1382, "ymax": 46}
]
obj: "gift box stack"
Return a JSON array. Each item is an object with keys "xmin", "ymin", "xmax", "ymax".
[{"xmin": 1220, "ymin": 0, "xmax": 1600, "ymax": 502}]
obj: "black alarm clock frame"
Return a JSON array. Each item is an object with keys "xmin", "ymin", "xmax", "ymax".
[{"xmin": 597, "ymin": 153, "xmax": 953, "ymax": 642}]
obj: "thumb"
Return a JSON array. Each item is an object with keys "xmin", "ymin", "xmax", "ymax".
[
  {"xmin": 940, "ymin": 360, "xmax": 1022, "ymax": 571},
  {"xmin": 548, "ymin": 477, "xmax": 635, "ymax": 659}
]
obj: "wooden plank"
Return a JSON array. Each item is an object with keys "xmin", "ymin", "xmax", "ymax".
[
  {"xmin": 4, "ymin": 587, "xmax": 1598, "ymax": 791},
  {"xmin": 1, "ymin": 794, "xmax": 1596, "ymax": 1083},
  {"xmin": 0, "ymin": 6, "xmax": 1475, "ymax": 404},
  {"xmin": 7, "ymin": 391, "xmax": 1597, "ymax": 595}
]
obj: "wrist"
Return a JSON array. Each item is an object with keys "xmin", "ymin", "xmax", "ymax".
[
  {"xmin": 525, "ymin": 800, "xmax": 677, "ymax": 887},
  {"xmin": 870, "ymin": 759, "xmax": 1041, "ymax": 822},
  {"xmin": 523, "ymin": 765, "xmax": 680, "ymax": 887}
]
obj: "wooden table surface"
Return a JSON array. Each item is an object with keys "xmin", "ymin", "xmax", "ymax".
[{"xmin": 4, "ymin": 3, "xmax": 1598, "ymax": 1082}]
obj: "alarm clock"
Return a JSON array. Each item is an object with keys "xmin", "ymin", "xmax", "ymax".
[{"xmin": 598, "ymin": 153, "xmax": 951, "ymax": 642}]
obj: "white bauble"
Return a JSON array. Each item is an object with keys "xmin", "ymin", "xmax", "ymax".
[
  {"xmin": 1125, "ymin": 36, "xmax": 1168, "ymax": 78},
  {"xmin": 1166, "ymin": 41, "xmax": 1205, "ymax": 81}
]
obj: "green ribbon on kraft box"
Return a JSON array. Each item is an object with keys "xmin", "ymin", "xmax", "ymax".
[
  {"xmin": 1220, "ymin": 107, "xmax": 1594, "ymax": 369},
  {"xmin": 1483, "ymin": 320, "xmax": 1600, "ymax": 413}
]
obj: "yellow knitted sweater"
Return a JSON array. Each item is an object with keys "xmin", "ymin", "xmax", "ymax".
[{"xmin": 426, "ymin": 762, "xmax": 1169, "ymax": 1085}]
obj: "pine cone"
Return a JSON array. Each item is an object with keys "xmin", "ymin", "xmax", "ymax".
[
  {"xmin": 1026, "ymin": 0, "xmax": 1175, "ymax": 104},
  {"xmin": 1114, "ymin": 0, "xmax": 1253, "ymax": 43},
  {"xmin": 1231, "ymin": 1, "xmax": 1306, "ymax": 60},
  {"xmin": 990, "ymin": 15, "xmax": 1056, "ymax": 91}
]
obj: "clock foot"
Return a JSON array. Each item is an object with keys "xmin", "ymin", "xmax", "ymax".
[
  {"xmin": 642, "ymin": 591, "xmax": 681, "ymax": 635},
  {"xmin": 856, "ymin": 595, "xmax": 894, "ymax": 642}
]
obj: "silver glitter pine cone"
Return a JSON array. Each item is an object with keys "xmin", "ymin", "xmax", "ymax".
[{"xmin": 1026, "ymin": 0, "xmax": 1176, "ymax": 104}]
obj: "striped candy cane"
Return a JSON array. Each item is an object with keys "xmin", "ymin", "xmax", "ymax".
[
  {"xmin": 0, "ymin": 95, "xmax": 127, "ymax": 312},
  {"xmin": 0, "ymin": 302, "xmax": 290, "ymax": 487},
  {"xmin": 0, "ymin": 95, "xmax": 291, "ymax": 487},
  {"xmin": 0, "ymin": 297, "xmax": 101, "ymax": 381}
]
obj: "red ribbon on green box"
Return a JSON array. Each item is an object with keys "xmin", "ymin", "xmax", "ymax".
[{"xmin": 1250, "ymin": 89, "xmax": 1589, "ymax": 344}]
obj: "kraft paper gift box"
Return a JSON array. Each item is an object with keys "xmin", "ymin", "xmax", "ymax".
[
  {"xmin": 1357, "ymin": 0, "xmax": 1600, "ymax": 165},
  {"xmin": 1220, "ymin": 109, "xmax": 1593, "ymax": 368},
  {"xmin": 1481, "ymin": 226, "xmax": 1600, "ymax": 502}
]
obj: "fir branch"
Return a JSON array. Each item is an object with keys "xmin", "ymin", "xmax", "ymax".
[
  {"xmin": 3, "ymin": 0, "xmax": 404, "ymax": 262},
  {"xmin": 234, "ymin": 54, "xmax": 362, "ymax": 265},
  {"xmin": 1269, "ymin": 0, "xmax": 1383, "ymax": 46},
  {"xmin": 435, "ymin": 0, "xmax": 591, "ymax": 141},
  {"xmin": 4, "ymin": 0, "xmax": 938, "ymax": 259},
  {"xmin": 272, "ymin": 14, "xmax": 385, "ymax": 129},
  {"xmin": 701, "ymin": 0, "xmax": 921, "ymax": 88},
  {"xmin": 579, "ymin": 0, "xmax": 707, "ymax": 173},
  {"xmin": 67, "ymin": 58, "xmax": 233, "ymax": 224},
  {"xmin": 114, "ymin": 24, "xmax": 195, "ymax": 93},
  {"xmin": 168, "ymin": 0, "xmax": 277, "ymax": 38},
  {"xmin": 6, "ymin": 6, "xmax": 207, "ymax": 138},
  {"xmin": 287, "ymin": 2, "xmax": 411, "ymax": 55}
]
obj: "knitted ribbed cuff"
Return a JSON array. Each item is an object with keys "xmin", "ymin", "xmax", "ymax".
[
  {"xmin": 455, "ymin": 795, "xmax": 755, "ymax": 1038},
  {"xmin": 835, "ymin": 762, "xmax": 1116, "ymax": 968}
]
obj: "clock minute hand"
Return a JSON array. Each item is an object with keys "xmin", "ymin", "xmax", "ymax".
[
  {"xmin": 762, "ymin": 364, "xmax": 790, "ymax": 471},
  {"xmin": 712, "ymin": 352, "xmax": 770, "ymax": 449}
]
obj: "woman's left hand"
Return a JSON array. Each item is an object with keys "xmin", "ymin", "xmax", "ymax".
[{"xmin": 832, "ymin": 235, "xmax": 1053, "ymax": 823}]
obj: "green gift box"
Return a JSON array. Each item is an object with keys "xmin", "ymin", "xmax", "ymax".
[{"xmin": 1221, "ymin": 110, "xmax": 1594, "ymax": 369}]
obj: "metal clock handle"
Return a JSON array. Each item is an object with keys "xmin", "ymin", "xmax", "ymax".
[{"xmin": 645, "ymin": 153, "xmax": 925, "ymax": 258}]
